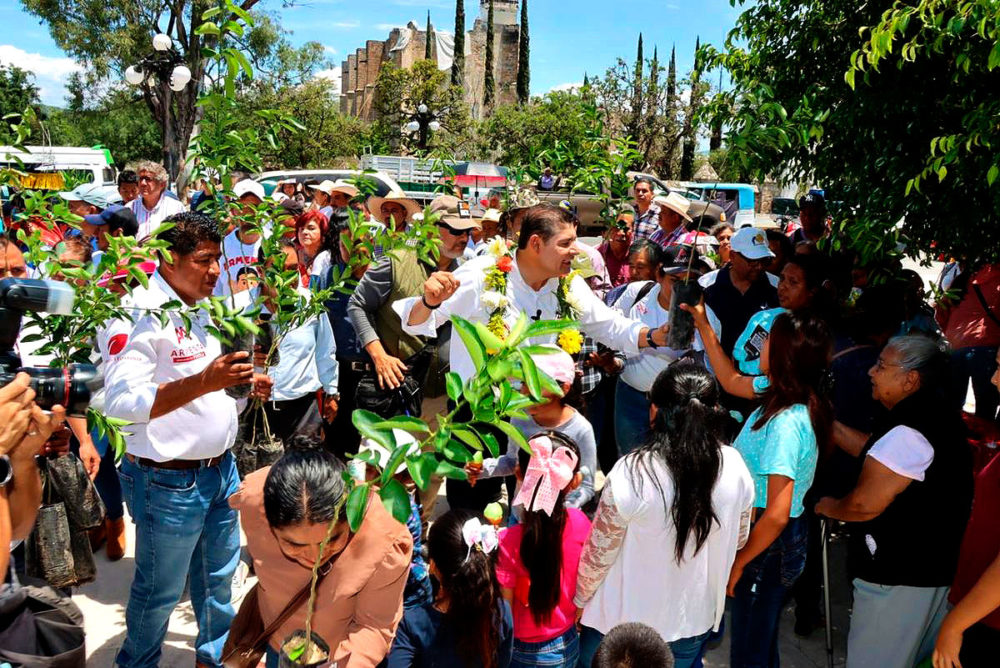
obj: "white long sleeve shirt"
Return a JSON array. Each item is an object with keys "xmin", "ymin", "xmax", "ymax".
[
  {"xmin": 129, "ymin": 193, "xmax": 188, "ymax": 241},
  {"xmin": 103, "ymin": 272, "xmax": 238, "ymax": 461},
  {"xmin": 267, "ymin": 313, "xmax": 340, "ymax": 401},
  {"xmin": 393, "ymin": 253, "xmax": 644, "ymax": 382}
]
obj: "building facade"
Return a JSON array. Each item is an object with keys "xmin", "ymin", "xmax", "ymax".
[{"xmin": 340, "ymin": 0, "xmax": 520, "ymax": 121}]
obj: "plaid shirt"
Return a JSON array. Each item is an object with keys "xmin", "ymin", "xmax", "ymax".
[
  {"xmin": 575, "ymin": 337, "xmax": 626, "ymax": 398},
  {"xmin": 633, "ymin": 203, "xmax": 660, "ymax": 241}
]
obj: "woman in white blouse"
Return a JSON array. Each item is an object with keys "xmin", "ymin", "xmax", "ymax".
[{"xmin": 575, "ymin": 362, "xmax": 754, "ymax": 668}]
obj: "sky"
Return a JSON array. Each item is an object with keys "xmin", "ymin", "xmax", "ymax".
[{"xmin": 0, "ymin": 0, "xmax": 743, "ymax": 107}]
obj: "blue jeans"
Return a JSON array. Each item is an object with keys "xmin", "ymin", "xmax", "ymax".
[
  {"xmin": 116, "ymin": 452, "xmax": 242, "ymax": 668},
  {"xmin": 93, "ymin": 430, "xmax": 124, "ymax": 520},
  {"xmin": 266, "ymin": 645, "xmax": 279, "ymax": 668},
  {"xmin": 511, "ymin": 626, "xmax": 579, "ymax": 667},
  {"xmin": 579, "ymin": 625, "xmax": 712, "ymax": 668},
  {"xmin": 730, "ymin": 515, "xmax": 808, "ymax": 668},
  {"xmin": 950, "ymin": 346, "xmax": 999, "ymax": 419},
  {"xmin": 614, "ymin": 381, "xmax": 651, "ymax": 457}
]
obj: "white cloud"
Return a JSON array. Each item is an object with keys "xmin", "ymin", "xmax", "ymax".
[
  {"xmin": 375, "ymin": 23, "xmax": 407, "ymax": 32},
  {"xmin": 549, "ymin": 82, "xmax": 582, "ymax": 93},
  {"xmin": 0, "ymin": 44, "xmax": 82, "ymax": 106},
  {"xmin": 323, "ymin": 45, "xmax": 338, "ymax": 55},
  {"xmin": 315, "ymin": 65, "xmax": 342, "ymax": 96},
  {"xmin": 331, "ymin": 20, "xmax": 360, "ymax": 28}
]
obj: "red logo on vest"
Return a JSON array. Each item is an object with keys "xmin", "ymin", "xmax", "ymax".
[{"xmin": 108, "ymin": 333, "xmax": 129, "ymax": 356}]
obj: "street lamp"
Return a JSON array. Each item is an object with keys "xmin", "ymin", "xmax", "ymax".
[
  {"xmin": 405, "ymin": 103, "xmax": 447, "ymax": 151},
  {"xmin": 124, "ymin": 33, "xmax": 192, "ymax": 181}
]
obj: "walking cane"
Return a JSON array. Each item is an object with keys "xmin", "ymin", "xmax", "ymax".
[{"xmin": 821, "ymin": 518, "xmax": 834, "ymax": 668}]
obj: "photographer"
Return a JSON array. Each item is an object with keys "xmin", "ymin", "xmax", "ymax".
[
  {"xmin": 103, "ymin": 211, "xmax": 272, "ymax": 667},
  {"xmin": 0, "ymin": 374, "xmax": 67, "ymax": 579}
]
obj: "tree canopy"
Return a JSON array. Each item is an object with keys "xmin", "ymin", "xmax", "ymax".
[{"xmin": 703, "ymin": 0, "xmax": 1000, "ymax": 263}]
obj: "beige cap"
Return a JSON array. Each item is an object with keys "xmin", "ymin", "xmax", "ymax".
[
  {"xmin": 428, "ymin": 195, "xmax": 482, "ymax": 230},
  {"xmin": 310, "ymin": 179, "xmax": 359, "ymax": 198}
]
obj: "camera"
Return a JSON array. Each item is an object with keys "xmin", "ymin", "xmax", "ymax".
[{"xmin": 0, "ymin": 278, "xmax": 103, "ymax": 417}]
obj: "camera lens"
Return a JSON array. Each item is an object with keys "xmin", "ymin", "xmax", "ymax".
[{"xmin": 11, "ymin": 364, "xmax": 102, "ymax": 417}]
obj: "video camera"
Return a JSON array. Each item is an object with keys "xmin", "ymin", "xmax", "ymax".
[{"xmin": 0, "ymin": 278, "xmax": 102, "ymax": 417}]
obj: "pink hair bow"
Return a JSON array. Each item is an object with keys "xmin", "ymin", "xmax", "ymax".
[
  {"xmin": 462, "ymin": 518, "xmax": 499, "ymax": 563},
  {"xmin": 513, "ymin": 435, "xmax": 579, "ymax": 516}
]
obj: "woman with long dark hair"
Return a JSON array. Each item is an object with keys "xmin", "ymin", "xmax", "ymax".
[
  {"xmin": 496, "ymin": 433, "xmax": 590, "ymax": 668},
  {"xmin": 726, "ymin": 311, "xmax": 834, "ymax": 667},
  {"xmin": 574, "ymin": 362, "xmax": 755, "ymax": 668},
  {"xmin": 388, "ymin": 509, "xmax": 513, "ymax": 668}
]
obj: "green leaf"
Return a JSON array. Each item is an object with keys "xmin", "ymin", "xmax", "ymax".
[
  {"xmin": 445, "ymin": 372, "xmax": 463, "ymax": 403},
  {"xmin": 494, "ymin": 420, "xmax": 531, "ymax": 455},
  {"xmin": 988, "ymin": 165, "xmax": 999, "ymax": 186},
  {"xmin": 518, "ymin": 349, "xmax": 544, "ymax": 400},
  {"xmin": 473, "ymin": 322, "xmax": 505, "ymax": 353},
  {"xmin": 406, "ymin": 452, "xmax": 437, "ymax": 490},
  {"xmin": 443, "ymin": 438, "xmax": 473, "ymax": 463},
  {"xmin": 452, "ymin": 427, "xmax": 484, "ymax": 451},
  {"xmin": 524, "ymin": 319, "xmax": 575, "ymax": 338},
  {"xmin": 374, "ymin": 416, "xmax": 431, "ymax": 434},
  {"xmin": 452, "ymin": 317, "xmax": 486, "ymax": 370},
  {"xmin": 435, "ymin": 460, "xmax": 468, "ymax": 480},
  {"xmin": 346, "ymin": 483, "xmax": 369, "ymax": 532},
  {"xmin": 473, "ymin": 427, "xmax": 502, "ymax": 458},
  {"xmin": 352, "ymin": 409, "xmax": 397, "ymax": 450}
]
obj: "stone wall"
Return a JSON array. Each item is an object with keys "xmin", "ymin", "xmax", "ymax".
[{"xmin": 339, "ymin": 1, "xmax": 521, "ymax": 122}]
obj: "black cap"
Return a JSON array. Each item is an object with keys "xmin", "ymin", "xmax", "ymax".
[
  {"xmin": 661, "ymin": 244, "xmax": 707, "ymax": 276},
  {"xmin": 799, "ymin": 192, "xmax": 826, "ymax": 209}
]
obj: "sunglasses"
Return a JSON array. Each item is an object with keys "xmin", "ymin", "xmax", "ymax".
[{"xmin": 437, "ymin": 222, "xmax": 471, "ymax": 237}]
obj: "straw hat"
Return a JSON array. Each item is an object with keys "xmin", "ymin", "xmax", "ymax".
[
  {"xmin": 652, "ymin": 192, "xmax": 694, "ymax": 222},
  {"xmin": 367, "ymin": 190, "xmax": 423, "ymax": 224}
]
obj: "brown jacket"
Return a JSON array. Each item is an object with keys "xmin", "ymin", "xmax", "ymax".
[{"xmin": 230, "ymin": 468, "xmax": 413, "ymax": 667}]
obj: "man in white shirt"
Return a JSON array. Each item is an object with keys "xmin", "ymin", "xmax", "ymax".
[
  {"xmin": 395, "ymin": 204, "xmax": 672, "ymax": 384},
  {"xmin": 127, "ymin": 160, "xmax": 187, "ymax": 241},
  {"xmin": 104, "ymin": 211, "xmax": 271, "ymax": 668}
]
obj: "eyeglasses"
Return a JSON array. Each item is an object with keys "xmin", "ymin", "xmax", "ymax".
[
  {"xmin": 875, "ymin": 358, "xmax": 905, "ymax": 372},
  {"xmin": 138, "ymin": 175, "xmax": 157, "ymax": 183},
  {"xmin": 437, "ymin": 222, "xmax": 471, "ymax": 237}
]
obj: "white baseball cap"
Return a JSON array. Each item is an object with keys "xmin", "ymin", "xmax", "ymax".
[
  {"xmin": 233, "ymin": 179, "xmax": 265, "ymax": 201},
  {"xmin": 730, "ymin": 226, "xmax": 775, "ymax": 261}
]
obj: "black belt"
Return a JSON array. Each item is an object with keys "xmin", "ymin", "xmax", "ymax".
[{"xmin": 126, "ymin": 453, "xmax": 225, "ymax": 470}]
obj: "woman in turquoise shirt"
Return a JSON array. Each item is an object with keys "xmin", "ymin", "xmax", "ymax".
[{"xmin": 724, "ymin": 312, "xmax": 833, "ymax": 667}]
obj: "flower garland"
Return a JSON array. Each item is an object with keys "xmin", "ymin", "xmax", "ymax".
[{"xmin": 481, "ymin": 237, "xmax": 584, "ymax": 355}]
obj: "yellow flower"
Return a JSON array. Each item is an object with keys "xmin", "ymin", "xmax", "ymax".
[{"xmin": 557, "ymin": 329, "xmax": 584, "ymax": 355}]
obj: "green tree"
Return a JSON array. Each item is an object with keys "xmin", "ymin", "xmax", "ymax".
[
  {"xmin": 484, "ymin": 0, "xmax": 496, "ymax": 112},
  {"xmin": 0, "ymin": 65, "xmax": 40, "ymax": 144},
  {"xmin": 477, "ymin": 90, "xmax": 593, "ymax": 168},
  {"xmin": 425, "ymin": 11, "xmax": 434, "ymax": 61},
  {"xmin": 372, "ymin": 60, "xmax": 472, "ymax": 155},
  {"xmin": 702, "ymin": 0, "xmax": 1000, "ymax": 263},
  {"xmin": 452, "ymin": 0, "xmax": 466, "ymax": 87},
  {"xmin": 516, "ymin": 0, "xmax": 530, "ymax": 104},
  {"xmin": 628, "ymin": 33, "xmax": 644, "ymax": 146},
  {"xmin": 679, "ymin": 37, "xmax": 701, "ymax": 180}
]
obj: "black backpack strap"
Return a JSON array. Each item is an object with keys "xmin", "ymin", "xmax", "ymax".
[
  {"xmin": 973, "ymin": 284, "xmax": 1000, "ymax": 328},
  {"xmin": 630, "ymin": 281, "xmax": 657, "ymax": 311}
]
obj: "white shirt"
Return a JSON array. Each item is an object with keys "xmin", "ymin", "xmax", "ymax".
[
  {"xmin": 103, "ymin": 272, "xmax": 238, "ymax": 461},
  {"xmin": 619, "ymin": 282, "xmax": 704, "ymax": 392},
  {"xmin": 129, "ymin": 192, "xmax": 188, "ymax": 241},
  {"xmin": 266, "ymin": 292, "xmax": 340, "ymax": 401},
  {"xmin": 867, "ymin": 426, "xmax": 935, "ymax": 481},
  {"xmin": 393, "ymin": 253, "xmax": 644, "ymax": 382},
  {"xmin": 215, "ymin": 228, "xmax": 262, "ymax": 297},
  {"xmin": 582, "ymin": 446, "xmax": 755, "ymax": 640}
]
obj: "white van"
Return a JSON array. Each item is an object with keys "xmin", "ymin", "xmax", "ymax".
[{"xmin": 0, "ymin": 145, "xmax": 117, "ymax": 187}]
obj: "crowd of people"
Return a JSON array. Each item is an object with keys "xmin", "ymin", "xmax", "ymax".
[{"xmin": 1, "ymin": 164, "xmax": 999, "ymax": 668}]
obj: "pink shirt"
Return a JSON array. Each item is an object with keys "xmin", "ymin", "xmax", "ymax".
[{"xmin": 496, "ymin": 508, "xmax": 592, "ymax": 642}]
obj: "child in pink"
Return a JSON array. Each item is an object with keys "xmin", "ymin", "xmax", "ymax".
[{"xmin": 496, "ymin": 432, "xmax": 592, "ymax": 668}]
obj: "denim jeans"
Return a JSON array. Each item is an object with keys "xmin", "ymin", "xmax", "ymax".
[
  {"xmin": 266, "ymin": 645, "xmax": 279, "ymax": 668},
  {"xmin": 950, "ymin": 346, "xmax": 999, "ymax": 419},
  {"xmin": 511, "ymin": 626, "xmax": 579, "ymax": 667},
  {"xmin": 579, "ymin": 625, "xmax": 712, "ymax": 668},
  {"xmin": 92, "ymin": 430, "xmax": 124, "ymax": 520},
  {"xmin": 730, "ymin": 515, "xmax": 808, "ymax": 668},
  {"xmin": 614, "ymin": 381, "xmax": 651, "ymax": 457},
  {"xmin": 116, "ymin": 452, "xmax": 242, "ymax": 668}
]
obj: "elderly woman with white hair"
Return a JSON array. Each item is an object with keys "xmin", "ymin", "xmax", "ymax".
[{"xmin": 816, "ymin": 334, "xmax": 974, "ymax": 668}]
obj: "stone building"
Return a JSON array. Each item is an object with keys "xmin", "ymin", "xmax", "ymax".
[{"xmin": 340, "ymin": 0, "xmax": 520, "ymax": 121}]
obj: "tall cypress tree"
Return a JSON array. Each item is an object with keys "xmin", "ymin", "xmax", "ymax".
[
  {"xmin": 425, "ymin": 11, "xmax": 434, "ymax": 61},
  {"xmin": 451, "ymin": 0, "xmax": 465, "ymax": 86},
  {"xmin": 516, "ymin": 0, "xmax": 530, "ymax": 104},
  {"xmin": 627, "ymin": 33, "xmax": 644, "ymax": 143},
  {"xmin": 483, "ymin": 0, "xmax": 495, "ymax": 111},
  {"xmin": 680, "ymin": 37, "xmax": 701, "ymax": 180},
  {"xmin": 667, "ymin": 44, "xmax": 676, "ymax": 103}
]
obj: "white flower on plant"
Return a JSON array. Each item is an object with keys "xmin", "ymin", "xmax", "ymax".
[
  {"xmin": 563, "ymin": 284, "xmax": 585, "ymax": 314},
  {"xmin": 486, "ymin": 237, "xmax": 508, "ymax": 259},
  {"xmin": 481, "ymin": 290, "xmax": 510, "ymax": 311}
]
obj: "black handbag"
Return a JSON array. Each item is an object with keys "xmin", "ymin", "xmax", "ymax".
[
  {"xmin": 355, "ymin": 348, "xmax": 432, "ymax": 418},
  {"xmin": 0, "ymin": 576, "xmax": 86, "ymax": 667}
]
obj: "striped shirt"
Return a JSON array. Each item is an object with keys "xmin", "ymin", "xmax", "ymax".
[{"xmin": 129, "ymin": 193, "xmax": 187, "ymax": 241}]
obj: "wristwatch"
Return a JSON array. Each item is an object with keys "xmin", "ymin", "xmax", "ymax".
[
  {"xmin": 0, "ymin": 455, "xmax": 13, "ymax": 488},
  {"xmin": 646, "ymin": 328, "xmax": 659, "ymax": 349}
]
